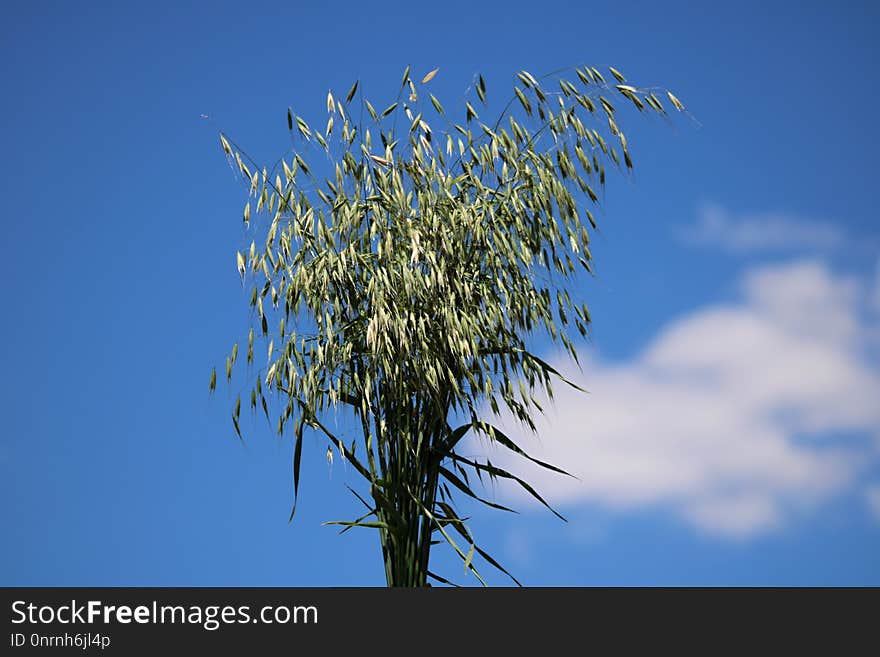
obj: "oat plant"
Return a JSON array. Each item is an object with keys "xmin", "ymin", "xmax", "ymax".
[{"xmin": 210, "ymin": 65, "xmax": 687, "ymax": 586}]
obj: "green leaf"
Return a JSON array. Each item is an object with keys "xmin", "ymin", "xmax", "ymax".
[
  {"xmin": 323, "ymin": 519, "xmax": 387, "ymax": 531},
  {"xmin": 427, "ymin": 571, "xmax": 460, "ymax": 587},
  {"xmin": 288, "ymin": 419, "xmax": 304, "ymax": 522},
  {"xmin": 476, "ymin": 421, "xmax": 575, "ymax": 477},
  {"xmin": 474, "ymin": 544, "xmax": 522, "ymax": 586},
  {"xmin": 463, "ymin": 543, "xmax": 475, "ymax": 572},
  {"xmin": 443, "ymin": 422, "xmax": 474, "ymax": 451},
  {"xmin": 439, "ymin": 466, "xmax": 517, "ymax": 513},
  {"xmin": 443, "ymin": 451, "xmax": 567, "ymax": 522}
]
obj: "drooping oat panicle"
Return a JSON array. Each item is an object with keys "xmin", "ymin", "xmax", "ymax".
[{"xmin": 213, "ymin": 65, "xmax": 687, "ymax": 586}]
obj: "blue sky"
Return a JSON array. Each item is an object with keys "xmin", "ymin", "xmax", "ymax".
[{"xmin": 1, "ymin": 1, "xmax": 878, "ymax": 585}]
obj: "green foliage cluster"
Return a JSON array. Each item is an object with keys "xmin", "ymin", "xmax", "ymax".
[{"xmin": 211, "ymin": 65, "xmax": 686, "ymax": 585}]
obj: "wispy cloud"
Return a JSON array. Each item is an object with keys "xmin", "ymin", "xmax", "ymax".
[
  {"xmin": 480, "ymin": 260, "xmax": 880, "ymax": 539},
  {"xmin": 679, "ymin": 203, "xmax": 849, "ymax": 253}
]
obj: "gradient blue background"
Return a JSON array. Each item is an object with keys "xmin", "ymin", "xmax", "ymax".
[{"xmin": 1, "ymin": 0, "xmax": 877, "ymax": 585}]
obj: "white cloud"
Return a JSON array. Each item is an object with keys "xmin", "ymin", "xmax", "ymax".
[
  {"xmin": 679, "ymin": 203, "xmax": 848, "ymax": 253},
  {"xmin": 479, "ymin": 259, "xmax": 880, "ymax": 539}
]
